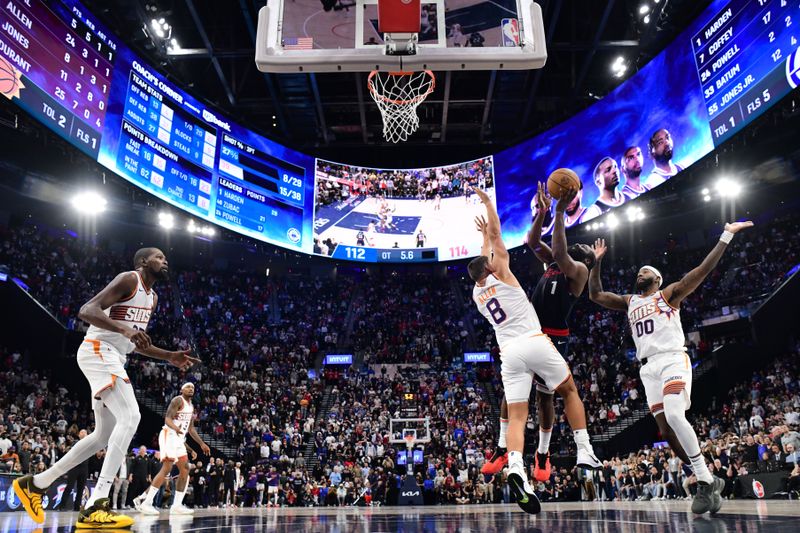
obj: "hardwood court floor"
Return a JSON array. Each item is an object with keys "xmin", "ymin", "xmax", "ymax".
[{"xmin": 2, "ymin": 500, "xmax": 799, "ymax": 532}]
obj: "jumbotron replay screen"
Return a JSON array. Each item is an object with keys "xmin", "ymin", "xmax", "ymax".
[{"xmin": 1, "ymin": 0, "xmax": 797, "ymax": 262}]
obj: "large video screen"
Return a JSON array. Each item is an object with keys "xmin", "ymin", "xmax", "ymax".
[
  {"xmin": 0, "ymin": 0, "xmax": 314, "ymax": 252},
  {"xmin": 495, "ymin": 0, "xmax": 800, "ymax": 247},
  {"xmin": 0, "ymin": 0, "xmax": 797, "ymax": 261},
  {"xmin": 313, "ymin": 157, "xmax": 494, "ymax": 262}
]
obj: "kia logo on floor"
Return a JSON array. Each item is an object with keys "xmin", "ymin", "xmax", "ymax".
[{"xmin": 401, "ymin": 491, "xmax": 420, "ymax": 497}]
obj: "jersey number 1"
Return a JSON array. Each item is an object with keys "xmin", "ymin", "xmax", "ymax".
[{"xmin": 486, "ymin": 298, "xmax": 507, "ymax": 324}]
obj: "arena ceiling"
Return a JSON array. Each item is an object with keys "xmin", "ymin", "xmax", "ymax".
[{"xmin": 81, "ymin": 1, "xmax": 708, "ymax": 155}]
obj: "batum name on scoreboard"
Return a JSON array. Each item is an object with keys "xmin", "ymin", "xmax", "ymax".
[{"xmin": 331, "ymin": 245, "xmax": 438, "ymax": 263}]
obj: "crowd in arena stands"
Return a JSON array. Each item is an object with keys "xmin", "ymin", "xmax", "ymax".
[
  {"xmin": 351, "ymin": 273, "xmax": 468, "ymax": 366},
  {"xmin": 315, "ymin": 158, "xmax": 494, "ymax": 205},
  {"xmin": 562, "ymin": 348, "xmax": 800, "ymax": 503},
  {"xmin": 1, "ymin": 209, "xmax": 799, "ymax": 509}
]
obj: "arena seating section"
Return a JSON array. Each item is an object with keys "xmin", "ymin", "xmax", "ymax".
[{"xmin": 1, "ymin": 212, "xmax": 798, "ymax": 506}]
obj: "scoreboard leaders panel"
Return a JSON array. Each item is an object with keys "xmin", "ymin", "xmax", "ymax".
[
  {"xmin": 0, "ymin": 0, "xmax": 314, "ymax": 252},
  {"xmin": 1, "ymin": 0, "xmax": 798, "ymax": 262}
]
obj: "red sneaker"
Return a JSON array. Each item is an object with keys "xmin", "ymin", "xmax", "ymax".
[
  {"xmin": 481, "ymin": 449, "xmax": 508, "ymax": 475},
  {"xmin": 533, "ymin": 452, "xmax": 551, "ymax": 482}
]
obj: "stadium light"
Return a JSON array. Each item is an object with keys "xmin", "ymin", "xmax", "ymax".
[
  {"xmin": 71, "ymin": 191, "xmax": 107, "ymax": 215},
  {"xmin": 643, "ymin": 14, "xmax": 651, "ymax": 24},
  {"xmin": 158, "ymin": 212, "xmax": 174, "ymax": 229},
  {"xmin": 715, "ymin": 178, "xmax": 742, "ymax": 198},
  {"xmin": 639, "ymin": 5, "xmax": 650, "ymax": 15},
  {"xmin": 701, "ymin": 188, "xmax": 709, "ymax": 195},
  {"xmin": 606, "ymin": 213, "xmax": 619, "ymax": 230},
  {"xmin": 626, "ymin": 206, "xmax": 645, "ymax": 222},
  {"xmin": 611, "ymin": 56, "xmax": 628, "ymax": 78},
  {"xmin": 703, "ymin": 195, "xmax": 711, "ymax": 202},
  {"xmin": 187, "ymin": 219, "xmax": 215, "ymax": 237}
]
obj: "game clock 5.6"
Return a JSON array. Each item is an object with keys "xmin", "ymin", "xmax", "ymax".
[{"xmin": 332, "ymin": 245, "xmax": 438, "ymax": 263}]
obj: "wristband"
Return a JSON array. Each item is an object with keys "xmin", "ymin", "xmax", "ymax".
[{"xmin": 719, "ymin": 230, "xmax": 734, "ymax": 244}]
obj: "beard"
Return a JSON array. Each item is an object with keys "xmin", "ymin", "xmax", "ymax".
[
  {"xmin": 626, "ymin": 167, "xmax": 642, "ymax": 179},
  {"xmin": 654, "ymin": 147, "xmax": 673, "ymax": 165},
  {"xmin": 636, "ymin": 278, "xmax": 653, "ymax": 291},
  {"xmin": 155, "ymin": 267, "xmax": 170, "ymax": 281}
]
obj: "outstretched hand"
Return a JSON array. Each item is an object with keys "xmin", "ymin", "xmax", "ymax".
[
  {"xmin": 474, "ymin": 215, "xmax": 488, "ymax": 235},
  {"xmin": 724, "ymin": 220, "xmax": 754, "ymax": 234},
  {"xmin": 535, "ymin": 182, "xmax": 552, "ymax": 213},
  {"xmin": 470, "ymin": 187, "xmax": 491, "ymax": 203},
  {"xmin": 592, "ymin": 238, "xmax": 608, "ymax": 261},
  {"xmin": 168, "ymin": 349, "xmax": 201, "ymax": 371},
  {"xmin": 555, "ymin": 188, "xmax": 577, "ymax": 213}
]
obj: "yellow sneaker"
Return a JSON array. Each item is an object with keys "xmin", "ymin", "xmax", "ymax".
[
  {"xmin": 12, "ymin": 474, "xmax": 46, "ymax": 524},
  {"xmin": 75, "ymin": 498, "xmax": 134, "ymax": 529}
]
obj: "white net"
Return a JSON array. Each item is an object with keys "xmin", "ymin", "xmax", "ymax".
[{"xmin": 368, "ymin": 70, "xmax": 435, "ymax": 143}]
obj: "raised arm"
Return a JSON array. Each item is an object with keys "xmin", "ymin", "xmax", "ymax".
[
  {"xmin": 79, "ymin": 271, "xmax": 151, "ymax": 349},
  {"xmin": 663, "ymin": 221, "xmax": 753, "ymax": 307},
  {"xmin": 471, "ymin": 187, "xmax": 510, "ymax": 276},
  {"xmin": 552, "ymin": 189, "xmax": 589, "ymax": 294},
  {"xmin": 588, "ymin": 238, "xmax": 629, "ymax": 311},
  {"xmin": 527, "ymin": 182, "xmax": 554, "ymax": 264},
  {"xmin": 475, "ymin": 215, "xmax": 490, "ymax": 258}
]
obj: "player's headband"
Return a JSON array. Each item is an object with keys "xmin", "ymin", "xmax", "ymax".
[
  {"xmin": 181, "ymin": 382, "xmax": 195, "ymax": 391},
  {"xmin": 639, "ymin": 265, "xmax": 663, "ymax": 287}
]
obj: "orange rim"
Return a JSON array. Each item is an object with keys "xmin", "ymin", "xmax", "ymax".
[{"xmin": 367, "ymin": 70, "xmax": 436, "ymax": 105}]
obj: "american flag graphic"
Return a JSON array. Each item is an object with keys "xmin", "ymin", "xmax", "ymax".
[{"xmin": 284, "ymin": 37, "xmax": 314, "ymax": 50}]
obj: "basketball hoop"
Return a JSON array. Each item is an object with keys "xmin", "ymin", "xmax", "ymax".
[
  {"xmin": 367, "ymin": 70, "xmax": 435, "ymax": 143},
  {"xmin": 404, "ymin": 434, "xmax": 416, "ymax": 450}
]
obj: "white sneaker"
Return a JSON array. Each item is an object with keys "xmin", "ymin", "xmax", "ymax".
[
  {"xmin": 170, "ymin": 504, "xmax": 194, "ymax": 515},
  {"xmin": 506, "ymin": 461, "xmax": 541, "ymax": 515},
  {"xmin": 138, "ymin": 502, "xmax": 160, "ymax": 515},
  {"xmin": 576, "ymin": 448, "xmax": 602, "ymax": 470},
  {"xmin": 132, "ymin": 494, "xmax": 145, "ymax": 511}
]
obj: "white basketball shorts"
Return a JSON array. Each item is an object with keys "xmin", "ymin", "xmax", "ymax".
[
  {"xmin": 76, "ymin": 338, "xmax": 131, "ymax": 400},
  {"xmin": 639, "ymin": 351, "xmax": 693, "ymax": 415},
  {"xmin": 500, "ymin": 332, "xmax": 570, "ymax": 404},
  {"xmin": 158, "ymin": 427, "xmax": 189, "ymax": 462}
]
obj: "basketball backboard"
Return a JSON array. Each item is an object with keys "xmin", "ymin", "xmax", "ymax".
[{"xmin": 255, "ymin": 0, "xmax": 546, "ymax": 72}]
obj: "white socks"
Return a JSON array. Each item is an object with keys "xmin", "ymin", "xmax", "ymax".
[
  {"xmin": 498, "ymin": 418, "xmax": 509, "ymax": 449},
  {"xmin": 662, "ymin": 394, "xmax": 713, "ymax": 483},
  {"xmin": 538, "ymin": 428, "xmax": 552, "ymax": 454},
  {"xmin": 172, "ymin": 490, "xmax": 186, "ymax": 508},
  {"xmin": 85, "ymin": 477, "xmax": 113, "ymax": 508},
  {"xmin": 689, "ymin": 454, "xmax": 713, "ymax": 484},
  {"xmin": 508, "ymin": 450, "xmax": 524, "ymax": 468},
  {"xmin": 573, "ymin": 428, "xmax": 594, "ymax": 453},
  {"xmin": 33, "ymin": 400, "xmax": 114, "ymax": 490},
  {"xmin": 143, "ymin": 485, "xmax": 159, "ymax": 505}
]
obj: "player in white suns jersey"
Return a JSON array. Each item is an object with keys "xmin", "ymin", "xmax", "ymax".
[
  {"xmin": 136, "ymin": 382, "xmax": 210, "ymax": 515},
  {"xmin": 588, "ymin": 220, "xmax": 753, "ymax": 515},
  {"xmin": 13, "ymin": 248, "xmax": 199, "ymax": 530},
  {"xmin": 468, "ymin": 187, "xmax": 600, "ymax": 515}
]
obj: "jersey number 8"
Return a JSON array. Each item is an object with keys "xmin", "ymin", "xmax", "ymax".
[{"xmin": 486, "ymin": 298, "xmax": 507, "ymax": 324}]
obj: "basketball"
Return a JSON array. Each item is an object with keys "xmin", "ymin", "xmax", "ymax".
[
  {"xmin": 547, "ymin": 168, "xmax": 580, "ymax": 200},
  {"xmin": 0, "ymin": 57, "xmax": 19, "ymax": 97}
]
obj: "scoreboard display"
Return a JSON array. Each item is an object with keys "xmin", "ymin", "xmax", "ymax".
[
  {"xmin": 0, "ymin": 0, "xmax": 313, "ymax": 252},
  {"xmin": 0, "ymin": 0, "xmax": 798, "ymax": 261},
  {"xmin": 493, "ymin": 0, "xmax": 800, "ymax": 249},
  {"xmin": 698, "ymin": 0, "xmax": 800, "ymax": 144}
]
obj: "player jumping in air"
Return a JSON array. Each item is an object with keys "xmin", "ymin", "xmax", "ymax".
[
  {"xmin": 483, "ymin": 185, "xmax": 598, "ymax": 483},
  {"xmin": 13, "ymin": 248, "xmax": 199, "ymax": 529},
  {"xmin": 135, "ymin": 382, "xmax": 210, "ymax": 515},
  {"xmin": 588, "ymin": 220, "xmax": 753, "ymax": 514},
  {"xmin": 469, "ymin": 187, "xmax": 601, "ymax": 514}
]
